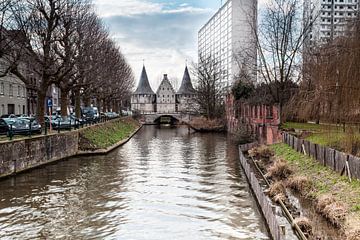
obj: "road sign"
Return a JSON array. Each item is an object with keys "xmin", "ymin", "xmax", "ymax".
[{"xmin": 47, "ymin": 98, "xmax": 53, "ymax": 107}]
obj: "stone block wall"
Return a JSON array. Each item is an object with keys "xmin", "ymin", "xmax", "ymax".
[{"xmin": 0, "ymin": 131, "xmax": 79, "ymax": 178}]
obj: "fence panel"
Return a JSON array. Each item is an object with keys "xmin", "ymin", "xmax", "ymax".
[
  {"xmin": 309, "ymin": 142, "xmax": 317, "ymax": 159},
  {"xmin": 348, "ymin": 155, "xmax": 360, "ymax": 179},
  {"xmin": 324, "ymin": 148, "xmax": 336, "ymax": 170},
  {"xmin": 334, "ymin": 150, "xmax": 347, "ymax": 173},
  {"xmin": 316, "ymin": 145, "xmax": 325, "ymax": 165}
]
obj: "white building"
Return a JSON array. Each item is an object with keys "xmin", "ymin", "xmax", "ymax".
[
  {"xmin": 131, "ymin": 66, "xmax": 156, "ymax": 113},
  {"xmin": 198, "ymin": 0, "xmax": 257, "ymax": 89},
  {"xmin": 156, "ymin": 74, "xmax": 176, "ymax": 113},
  {"xmin": 305, "ymin": 0, "xmax": 359, "ymax": 44}
]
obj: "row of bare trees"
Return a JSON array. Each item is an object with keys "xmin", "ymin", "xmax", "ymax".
[
  {"xmin": 287, "ymin": 16, "xmax": 360, "ymax": 125},
  {"xmin": 0, "ymin": 0, "xmax": 134, "ymax": 123}
]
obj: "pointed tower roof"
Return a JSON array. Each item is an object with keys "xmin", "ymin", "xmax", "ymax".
[
  {"xmin": 177, "ymin": 66, "xmax": 196, "ymax": 94},
  {"xmin": 156, "ymin": 74, "xmax": 175, "ymax": 94},
  {"xmin": 134, "ymin": 65, "xmax": 155, "ymax": 95}
]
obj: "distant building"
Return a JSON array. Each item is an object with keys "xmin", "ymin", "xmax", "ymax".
[
  {"xmin": 198, "ymin": 0, "xmax": 257, "ymax": 89},
  {"xmin": 304, "ymin": 0, "xmax": 359, "ymax": 44},
  {"xmin": 176, "ymin": 66, "xmax": 197, "ymax": 113},
  {"xmin": 131, "ymin": 66, "xmax": 156, "ymax": 113},
  {"xmin": 131, "ymin": 65, "xmax": 197, "ymax": 114},
  {"xmin": 0, "ymin": 71, "xmax": 27, "ymax": 116},
  {"xmin": 156, "ymin": 74, "xmax": 176, "ymax": 113}
]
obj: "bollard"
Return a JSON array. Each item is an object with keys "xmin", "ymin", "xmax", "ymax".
[
  {"xmin": 45, "ymin": 122, "xmax": 47, "ymax": 135},
  {"xmin": 69, "ymin": 118, "xmax": 71, "ymax": 131},
  {"xmin": 58, "ymin": 121, "xmax": 60, "ymax": 133},
  {"xmin": 9, "ymin": 124, "xmax": 13, "ymax": 141}
]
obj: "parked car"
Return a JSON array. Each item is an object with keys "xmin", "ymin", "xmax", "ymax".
[
  {"xmin": 69, "ymin": 114, "xmax": 85, "ymax": 127},
  {"xmin": 104, "ymin": 112, "xmax": 119, "ymax": 119},
  {"xmin": 82, "ymin": 106, "xmax": 100, "ymax": 123},
  {"xmin": 0, "ymin": 118, "xmax": 9, "ymax": 135},
  {"xmin": 3, "ymin": 118, "xmax": 42, "ymax": 135},
  {"xmin": 0, "ymin": 114, "xmax": 17, "ymax": 119}
]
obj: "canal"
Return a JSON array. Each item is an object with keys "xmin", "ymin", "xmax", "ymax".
[{"xmin": 0, "ymin": 126, "xmax": 269, "ymax": 239}]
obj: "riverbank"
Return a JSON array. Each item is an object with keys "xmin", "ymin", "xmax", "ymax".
[
  {"xmin": 189, "ymin": 116, "xmax": 226, "ymax": 132},
  {"xmin": 251, "ymin": 143, "xmax": 360, "ymax": 239},
  {"xmin": 0, "ymin": 117, "xmax": 141, "ymax": 179},
  {"xmin": 79, "ymin": 117, "xmax": 140, "ymax": 152}
]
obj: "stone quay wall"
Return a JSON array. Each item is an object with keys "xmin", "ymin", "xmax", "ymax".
[{"xmin": 0, "ymin": 131, "xmax": 79, "ymax": 178}]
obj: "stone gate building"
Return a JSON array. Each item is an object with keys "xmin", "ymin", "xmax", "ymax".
[{"xmin": 131, "ymin": 65, "xmax": 197, "ymax": 114}]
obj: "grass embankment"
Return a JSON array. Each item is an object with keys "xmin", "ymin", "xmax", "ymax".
[
  {"xmin": 79, "ymin": 118, "xmax": 139, "ymax": 150},
  {"xmin": 270, "ymin": 143, "xmax": 360, "ymax": 238},
  {"xmin": 189, "ymin": 116, "xmax": 225, "ymax": 132},
  {"xmin": 283, "ymin": 122, "xmax": 360, "ymax": 157}
]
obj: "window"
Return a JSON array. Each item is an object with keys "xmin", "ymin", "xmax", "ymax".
[
  {"xmin": 17, "ymin": 85, "xmax": 20, "ymax": 96},
  {"xmin": 0, "ymin": 82, "xmax": 4, "ymax": 95},
  {"xmin": 9, "ymin": 84, "xmax": 13, "ymax": 96},
  {"xmin": 1, "ymin": 104, "xmax": 4, "ymax": 115}
]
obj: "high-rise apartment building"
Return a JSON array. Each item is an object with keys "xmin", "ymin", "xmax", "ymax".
[
  {"xmin": 198, "ymin": 0, "xmax": 257, "ymax": 89},
  {"xmin": 305, "ymin": 0, "xmax": 359, "ymax": 44}
]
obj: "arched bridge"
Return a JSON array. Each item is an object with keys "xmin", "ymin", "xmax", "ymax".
[{"xmin": 142, "ymin": 113, "xmax": 193, "ymax": 125}]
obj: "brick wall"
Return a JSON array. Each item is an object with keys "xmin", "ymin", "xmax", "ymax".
[{"xmin": 226, "ymin": 94, "xmax": 282, "ymax": 144}]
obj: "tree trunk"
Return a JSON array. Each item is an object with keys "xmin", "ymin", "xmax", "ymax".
[
  {"xmin": 75, "ymin": 89, "xmax": 81, "ymax": 118},
  {"xmin": 37, "ymin": 90, "xmax": 46, "ymax": 125},
  {"xmin": 61, "ymin": 89, "xmax": 68, "ymax": 116}
]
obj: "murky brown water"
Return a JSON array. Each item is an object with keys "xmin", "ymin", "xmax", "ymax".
[{"xmin": 0, "ymin": 126, "xmax": 269, "ymax": 239}]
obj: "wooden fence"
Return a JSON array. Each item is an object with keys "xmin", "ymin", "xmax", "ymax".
[
  {"xmin": 239, "ymin": 145, "xmax": 284, "ymax": 240},
  {"xmin": 283, "ymin": 132, "xmax": 360, "ymax": 180}
]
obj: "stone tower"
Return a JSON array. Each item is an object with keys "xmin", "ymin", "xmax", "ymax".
[
  {"xmin": 131, "ymin": 65, "xmax": 156, "ymax": 113},
  {"xmin": 176, "ymin": 66, "xmax": 197, "ymax": 113}
]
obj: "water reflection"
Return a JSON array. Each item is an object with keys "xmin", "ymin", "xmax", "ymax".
[{"xmin": 0, "ymin": 125, "xmax": 269, "ymax": 239}]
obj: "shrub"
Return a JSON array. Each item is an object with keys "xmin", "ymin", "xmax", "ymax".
[
  {"xmin": 266, "ymin": 158, "xmax": 292, "ymax": 180},
  {"xmin": 287, "ymin": 176, "xmax": 312, "ymax": 194},
  {"xmin": 294, "ymin": 217, "xmax": 313, "ymax": 237},
  {"xmin": 269, "ymin": 181, "xmax": 287, "ymax": 203}
]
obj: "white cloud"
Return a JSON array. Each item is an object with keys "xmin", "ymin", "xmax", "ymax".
[
  {"xmin": 94, "ymin": 0, "xmax": 163, "ymax": 17},
  {"xmin": 94, "ymin": 0, "xmax": 212, "ymax": 17}
]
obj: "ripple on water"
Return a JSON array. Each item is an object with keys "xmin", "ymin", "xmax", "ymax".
[{"xmin": 0, "ymin": 126, "xmax": 269, "ymax": 240}]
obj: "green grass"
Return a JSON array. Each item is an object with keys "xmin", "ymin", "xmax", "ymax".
[
  {"xmin": 271, "ymin": 143, "xmax": 360, "ymax": 213},
  {"xmin": 282, "ymin": 122, "xmax": 341, "ymax": 132},
  {"xmin": 283, "ymin": 122, "xmax": 360, "ymax": 156},
  {"xmin": 80, "ymin": 118, "xmax": 139, "ymax": 149}
]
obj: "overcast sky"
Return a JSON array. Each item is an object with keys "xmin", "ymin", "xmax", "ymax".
[{"xmin": 93, "ymin": 0, "xmax": 266, "ymax": 91}]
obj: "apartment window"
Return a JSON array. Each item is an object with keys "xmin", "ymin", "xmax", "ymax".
[
  {"xmin": 1, "ymin": 104, "xmax": 4, "ymax": 115},
  {"xmin": 0, "ymin": 82, "xmax": 4, "ymax": 95},
  {"xmin": 9, "ymin": 84, "xmax": 13, "ymax": 97},
  {"xmin": 17, "ymin": 85, "xmax": 20, "ymax": 96}
]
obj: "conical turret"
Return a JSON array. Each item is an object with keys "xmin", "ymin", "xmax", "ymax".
[
  {"xmin": 134, "ymin": 65, "xmax": 155, "ymax": 95},
  {"xmin": 177, "ymin": 66, "xmax": 196, "ymax": 95}
]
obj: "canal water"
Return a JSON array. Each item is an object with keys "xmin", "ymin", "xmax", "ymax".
[{"xmin": 0, "ymin": 126, "xmax": 269, "ymax": 239}]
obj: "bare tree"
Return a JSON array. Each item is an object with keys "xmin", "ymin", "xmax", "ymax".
[
  {"xmin": 192, "ymin": 55, "xmax": 224, "ymax": 119},
  {"xmin": 250, "ymin": 0, "xmax": 316, "ymax": 123}
]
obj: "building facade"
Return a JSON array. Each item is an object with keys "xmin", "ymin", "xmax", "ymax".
[
  {"xmin": 131, "ymin": 66, "xmax": 156, "ymax": 113},
  {"xmin": 176, "ymin": 66, "xmax": 197, "ymax": 113},
  {"xmin": 305, "ymin": 0, "xmax": 359, "ymax": 44},
  {"xmin": 198, "ymin": 0, "xmax": 257, "ymax": 89},
  {"xmin": 156, "ymin": 74, "xmax": 176, "ymax": 113},
  {"xmin": 131, "ymin": 65, "xmax": 197, "ymax": 114},
  {"xmin": 0, "ymin": 73, "xmax": 27, "ymax": 116}
]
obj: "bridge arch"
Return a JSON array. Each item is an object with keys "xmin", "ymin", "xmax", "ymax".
[{"xmin": 153, "ymin": 115, "xmax": 180, "ymax": 125}]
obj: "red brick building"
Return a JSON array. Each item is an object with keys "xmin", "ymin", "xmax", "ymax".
[{"xmin": 226, "ymin": 95, "xmax": 281, "ymax": 144}]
